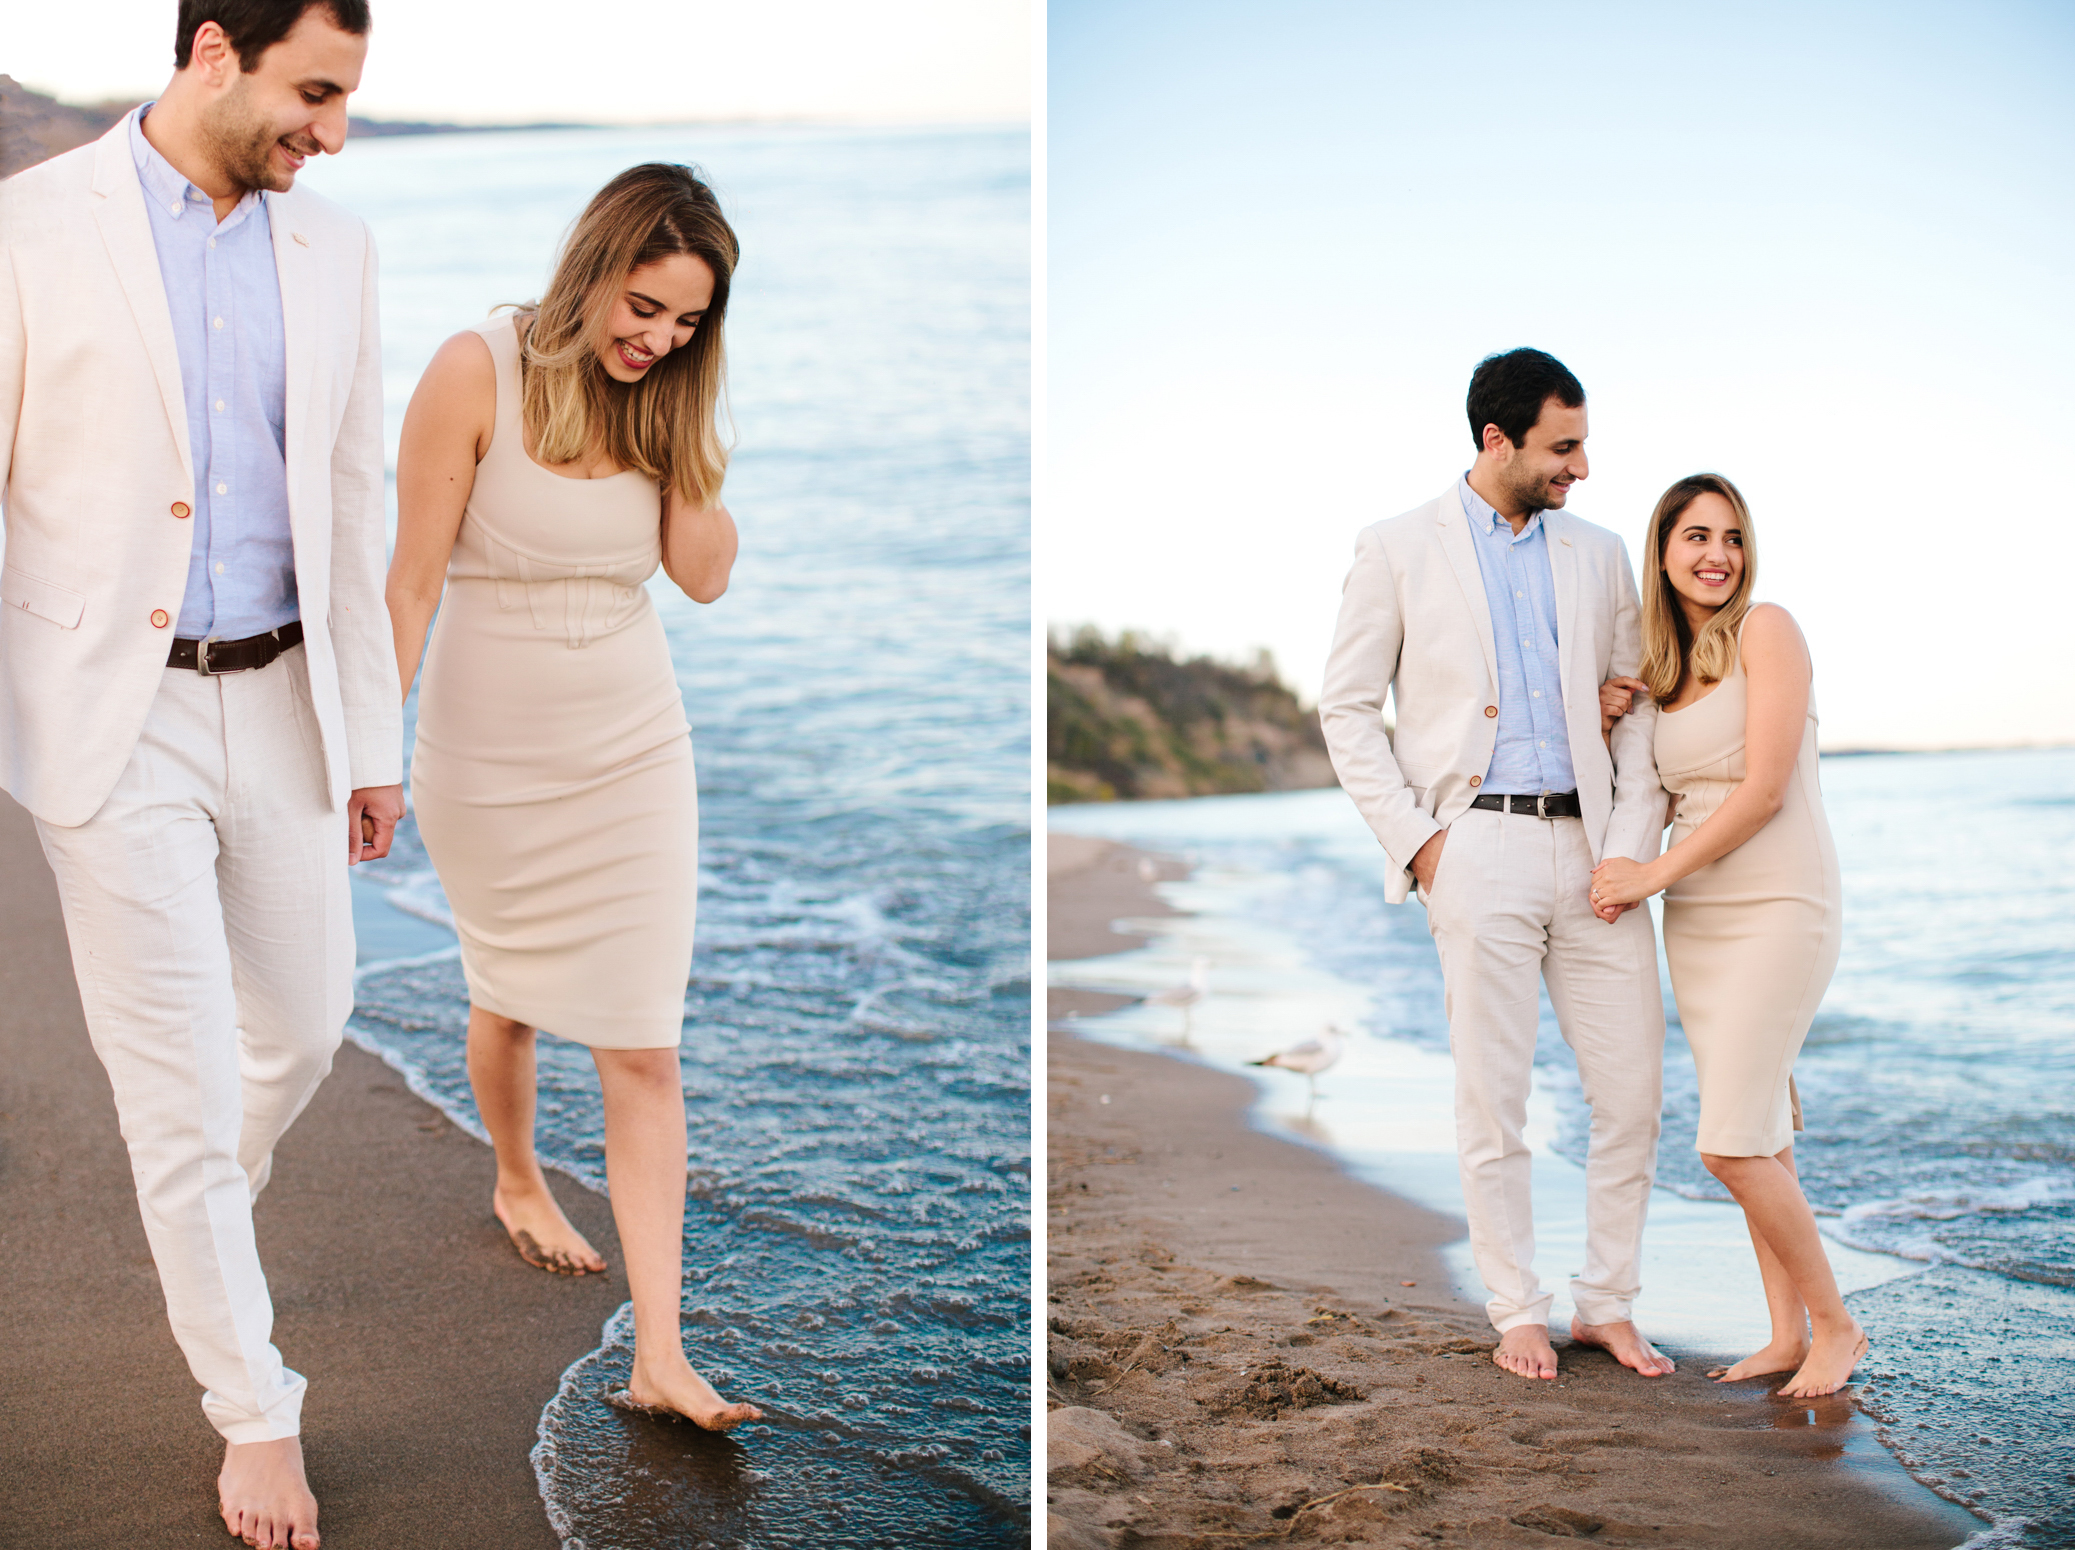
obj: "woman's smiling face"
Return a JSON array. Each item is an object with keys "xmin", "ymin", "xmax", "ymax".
[
  {"xmin": 595, "ymin": 253, "xmax": 716, "ymax": 383},
  {"xmin": 1662, "ymin": 489, "xmax": 1745, "ymax": 613}
]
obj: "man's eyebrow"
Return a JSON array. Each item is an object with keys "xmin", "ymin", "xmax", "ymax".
[{"xmin": 298, "ymin": 77, "xmax": 348, "ymax": 96}]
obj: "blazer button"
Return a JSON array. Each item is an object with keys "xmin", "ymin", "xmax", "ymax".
[
  {"xmin": 1484, "ymin": 705, "xmax": 1498, "ymax": 718},
  {"xmin": 150, "ymin": 609, "xmax": 170, "ymax": 628},
  {"xmin": 1469, "ymin": 775, "xmax": 1482, "ymax": 788},
  {"xmin": 171, "ymin": 501, "xmax": 191, "ymax": 519}
]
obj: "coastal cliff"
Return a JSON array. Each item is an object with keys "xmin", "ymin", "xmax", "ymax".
[
  {"xmin": 1047, "ymin": 628, "xmax": 1337, "ymax": 803},
  {"xmin": 0, "ymin": 76, "xmax": 585, "ymax": 179}
]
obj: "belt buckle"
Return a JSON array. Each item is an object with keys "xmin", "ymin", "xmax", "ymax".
[
  {"xmin": 196, "ymin": 636, "xmax": 216, "ymax": 676},
  {"xmin": 1536, "ymin": 790, "xmax": 1550, "ymax": 819}
]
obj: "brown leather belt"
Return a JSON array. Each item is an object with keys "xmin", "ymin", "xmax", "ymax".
[
  {"xmin": 1470, "ymin": 790, "xmax": 1581, "ymax": 819},
  {"xmin": 168, "ymin": 620, "xmax": 303, "ymax": 675}
]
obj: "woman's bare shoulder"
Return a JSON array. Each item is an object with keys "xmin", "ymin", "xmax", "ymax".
[
  {"xmin": 421, "ymin": 327, "xmax": 496, "ymax": 390},
  {"xmin": 1740, "ymin": 602, "xmax": 1811, "ymax": 673}
]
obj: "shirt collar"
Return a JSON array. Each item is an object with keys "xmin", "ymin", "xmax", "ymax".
[
  {"xmin": 129, "ymin": 104, "xmax": 263, "ymax": 230},
  {"xmin": 1458, "ymin": 475, "xmax": 1542, "ymax": 542}
]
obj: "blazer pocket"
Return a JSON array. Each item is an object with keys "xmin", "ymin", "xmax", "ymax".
[{"xmin": 0, "ymin": 566, "xmax": 85, "ymax": 629}]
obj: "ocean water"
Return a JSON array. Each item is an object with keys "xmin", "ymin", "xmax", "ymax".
[
  {"xmin": 1051, "ymin": 747, "xmax": 2075, "ymax": 1548},
  {"xmin": 300, "ymin": 124, "xmax": 1030, "ymax": 1546}
]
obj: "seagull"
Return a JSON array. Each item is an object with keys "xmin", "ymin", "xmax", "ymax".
[
  {"xmin": 1249, "ymin": 1024, "xmax": 1347, "ymax": 1102},
  {"xmin": 1143, "ymin": 957, "xmax": 1209, "ymax": 1039}
]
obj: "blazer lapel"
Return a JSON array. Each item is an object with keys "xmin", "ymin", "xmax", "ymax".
[
  {"xmin": 1436, "ymin": 484, "xmax": 1500, "ymax": 692},
  {"xmin": 1545, "ymin": 509, "xmax": 1581, "ymax": 706},
  {"xmin": 89, "ymin": 122, "xmax": 192, "ymax": 487},
  {"xmin": 269, "ymin": 188, "xmax": 317, "ymax": 530}
]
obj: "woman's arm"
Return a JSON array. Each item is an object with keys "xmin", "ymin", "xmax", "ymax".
[
  {"xmin": 660, "ymin": 486, "xmax": 738, "ymax": 603},
  {"xmin": 1591, "ymin": 604, "xmax": 1811, "ymax": 905},
  {"xmin": 386, "ymin": 331, "xmax": 495, "ymax": 703}
]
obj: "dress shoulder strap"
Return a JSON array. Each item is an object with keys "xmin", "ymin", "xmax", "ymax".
[{"xmin": 469, "ymin": 315, "xmax": 526, "ymax": 459}]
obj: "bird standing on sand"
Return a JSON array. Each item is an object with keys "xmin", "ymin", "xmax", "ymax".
[
  {"xmin": 1144, "ymin": 956, "xmax": 1210, "ymax": 1040},
  {"xmin": 1249, "ymin": 1025, "xmax": 1347, "ymax": 1103}
]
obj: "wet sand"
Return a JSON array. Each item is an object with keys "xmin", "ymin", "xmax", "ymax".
[
  {"xmin": 1045, "ymin": 833, "xmax": 1982, "ymax": 1550},
  {"xmin": 0, "ymin": 791, "xmax": 627, "ymax": 1546}
]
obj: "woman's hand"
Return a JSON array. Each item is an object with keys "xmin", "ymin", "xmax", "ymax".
[
  {"xmin": 1598, "ymin": 675, "xmax": 1650, "ymax": 738},
  {"xmin": 1589, "ymin": 856, "xmax": 1657, "ymax": 916}
]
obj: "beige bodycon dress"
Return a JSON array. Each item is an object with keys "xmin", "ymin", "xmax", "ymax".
[
  {"xmin": 1656, "ymin": 618, "xmax": 1841, "ymax": 1157},
  {"xmin": 410, "ymin": 317, "xmax": 696, "ymax": 1050}
]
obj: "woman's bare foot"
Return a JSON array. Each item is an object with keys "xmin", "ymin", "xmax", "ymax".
[
  {"xmin": 1492, "ymin": 1324, "xmax": 1559, "ymax": 1380},
  {"xmin": 1778, "ymin": 1325, "xmax": 1869, "ymax": 1398},
  {"xmin": 1708, "ymin": 1338, "xmax": 1811, "ymax": 1382},
  {"xmin": 219, "ymin": 1436, "xmax": 319, "ymax": 1549},
  {"xmin": 494, "ymin": 1181, "xmax": 606, "ymax": 1275},
  {"xmin": 1569, "ymin": 1316, "xmax": 1676, "ymax": 1376},
  {"xmin": 619, "ymin": 1350, "xmax": 765, "ymax": 1431}
]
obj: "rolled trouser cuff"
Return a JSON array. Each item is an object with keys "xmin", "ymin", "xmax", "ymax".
[
  {"xmin": 1568, "ymin": 1286, "xmax": 1637, "ymax": 1328},
  {"xmin": 204, "ymin": 1367, "xmax": 306, "ymax": 1443}
]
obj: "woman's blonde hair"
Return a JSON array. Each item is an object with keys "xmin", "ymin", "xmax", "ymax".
[
  {"xmin": 518, "ymin": 163, "xmax": 739, "ymax": 506},
  {"xmin": 1639, "ymin": 473, "xmax": 1758, "ymax": 705}
]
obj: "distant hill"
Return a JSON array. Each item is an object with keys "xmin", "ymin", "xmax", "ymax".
[
  {"xmin": 0, "ymin": 75, "xmax": 588, "ymax": 179},
  {"xmin": 1048, "ymin": 628, "xmax": 1338, "ymax": 804}
]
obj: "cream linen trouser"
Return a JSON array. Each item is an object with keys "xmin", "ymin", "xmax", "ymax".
[
  {"xmin": 35, "ymin": 645, "xmax": 350, "ymax": 1442},
  {"xmin": 1422, "ymin": 808, "xmax": 1665, "ymax": 1333}
]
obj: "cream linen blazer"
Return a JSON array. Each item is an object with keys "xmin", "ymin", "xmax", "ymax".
[
  {"xmin": 1319, "ymin": 483, "xmax": 1663, "ymax": 905},
  {"xmin": 0, "ymin": 121, "xmax": 401, "ymax": 827}
]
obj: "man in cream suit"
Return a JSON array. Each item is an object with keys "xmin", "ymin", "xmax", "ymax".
[
  {"xmin": 1320, "ymin": 349, "xmax": 1671, "ymax": 1383},
  {"xmin": 0, "ymin": 4, "xmax": 399, "ymax": 1543}
]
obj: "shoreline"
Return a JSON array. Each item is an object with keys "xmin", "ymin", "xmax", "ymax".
[
  {"xmin": 1045, "ymin": 833, "xmax": 1982, "ymax": 1550},
  {"xmin": 0, "ymin": 791, "xmax": 624, "ymax": 1546}
]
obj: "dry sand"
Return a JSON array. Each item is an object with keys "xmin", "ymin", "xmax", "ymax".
[
  {"xmin": 0, "ymin": 791, "xmax": 628, "ymax": 1546},
  {"xmin": 1045, "ymin": 834, "xmax": 1982, "ymax": 1550}
]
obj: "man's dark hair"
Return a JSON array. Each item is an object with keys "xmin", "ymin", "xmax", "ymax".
[
  {"xmin": 1466, "ymin": 348, "xmax": 1585, "ymax": 451},
  {"xmin": 175, "ymin": 0, "xmax": 370, "ymax": 72}
]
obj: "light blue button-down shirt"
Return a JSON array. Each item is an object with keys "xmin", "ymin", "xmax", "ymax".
[
  {"xmin": 130, "ymin": 106, "xmax": 298, "ymax": 640},
  {"xmin": 1459, "ymin": 477, "xmax": 1575, "ymax": 795}
]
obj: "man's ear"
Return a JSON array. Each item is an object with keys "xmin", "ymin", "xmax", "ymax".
[
  {"xmin": 187, "ymin": 20, "xmax": 240, "ymax": 85},
  {"xmin": 1479, "ymin": 422, "xmax": 1511, "ymax": 459}
]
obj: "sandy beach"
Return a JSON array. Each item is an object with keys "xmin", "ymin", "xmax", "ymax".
[
  {"xmin": 0, "ymin": 791, "xmax": 629, "ymax": 1546},
  {"xmin": 1045, "ymin": 833, "xmax": 1982, "ymax": 1550}
]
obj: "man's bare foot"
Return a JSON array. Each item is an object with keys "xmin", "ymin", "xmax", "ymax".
[
  {"xmin": 1492, "ymin": 1324, "xmax": 1559, "ymax": 1380},
  {"xmin": 1569, "ymin": 1316, "xmax": 1676, "ymax": 1377},
  {"xmin": 618, "ymin": 1350, "xmax": 765, "ymax": 1431},
  {"xmin": 494, "ymin": 1182, "xmax": 606, "ymax": 1275},
  {"xmin": 1779, "ymin": 1325, "xmax": 1869, "ymax": 1398},
  {"xmin": 219, "ymin": 1436, "xmax": 318, "ymax": 1549},
  {"xmin": 1708, "ymin": 1338, "xmax": 1810, "ymax": 1382}
]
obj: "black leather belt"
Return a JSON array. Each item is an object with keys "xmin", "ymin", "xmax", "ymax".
[
  {"xmin": 1470, "ymin": 790, "xmax": 1581, "ymax": 819},
  {"xmin": 168, "ymin": 620, "xmax": 303, "ymax": 675}
]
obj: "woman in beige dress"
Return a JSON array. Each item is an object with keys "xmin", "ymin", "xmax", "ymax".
[
  {"xmin": 1589, "ymin": 472, "xmax": 1867, "ymax": 1399},
  {"xmin": 385, "ymin": 164, "xmax": 758, "ymax": 1430}
]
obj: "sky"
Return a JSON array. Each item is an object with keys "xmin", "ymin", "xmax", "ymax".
[
  {"xmin": 8, "ymin": 0, "xmax": 1031, "ymax": 124},
  {"xmin": 1047, "ymin": 0, "xmax": 2075, "ymax": 751}
]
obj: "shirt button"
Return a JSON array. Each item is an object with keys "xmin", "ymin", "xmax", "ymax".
[
  {"xmin": 1484, "ymin": 705, "xmax": 1498, "ymax": 718},
  {"xmin": 171, "ymin": 501, "xmax": 191, "ymax": 519},
  {"xmin": 207, "ymin": 237, "xmax": 216, "ymax": 250},
  {"xmin": 1516, "ymin": 591, "xmax": 1524, "ymax": 598},
  {"xmin": 215, "ymin": 563, "xmax": 226, "ymax": 575},
  {"xmin": 1532, "ymin": 691, "xmax": 1541, "ymax": 698},
  {"xmin": 215, "ymin": 400, "xmax": 226, "ymax": 413},
  {"xmin": 1539, "ymin": 741, "xmax": 1547, "ymax": 748},
  {"xmin": 1469, "ymin": 775, "xmax": 1483, "ymax": 788},
  {"xmin": 212, "ymin": 317, "xmax": 224, "ymax": 330},
  {"xmin": 150, "ymin": 609, "xmax": 170, "ymax": 629},
  {"xmin": 216, "ymin": 482, "xmax": 228, "ymax": 494}
]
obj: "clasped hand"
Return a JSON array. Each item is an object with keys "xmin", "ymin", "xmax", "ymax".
[{"xmin": 1588, "ymin": 856, "xmax": 1654, "ymax": 922}]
